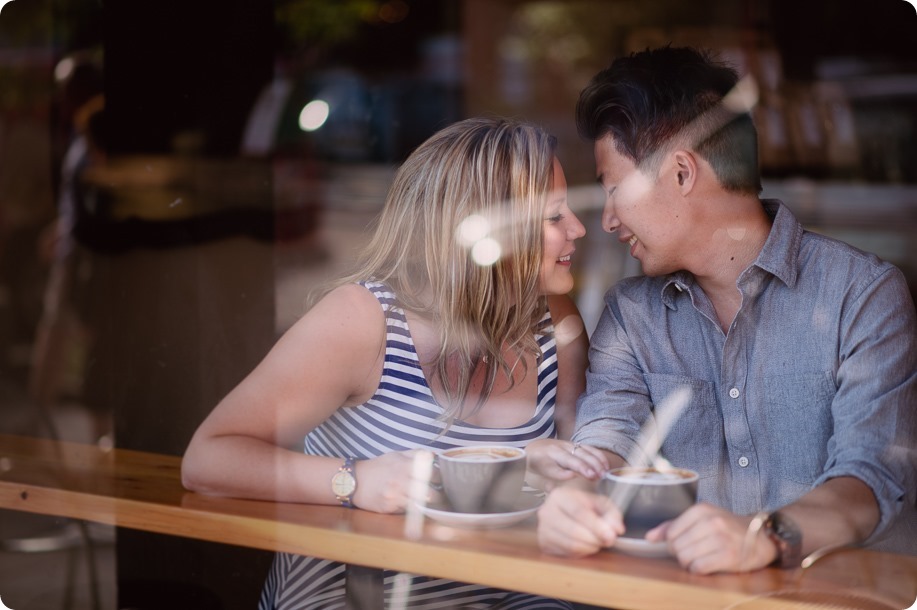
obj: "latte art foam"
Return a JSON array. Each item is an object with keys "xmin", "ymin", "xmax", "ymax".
[
  {"xmin": 457, "ymin": 453, "xmax": 502, "ymax": 462},
  {"xmin": 607, "ymin": 467, "xmax": 698, "ymax": 484},
  {"xmin": 441, "ymin": 447, "xmax": 523, "ymax": 462},
  {"xmin": 632, "ymin": 471, "xmax": 683, "ymax": 481}
]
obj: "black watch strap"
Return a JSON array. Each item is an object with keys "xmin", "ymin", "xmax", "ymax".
[{"xmin": 763, "ymin": 510, "xmax": 802, "ymax": 569}]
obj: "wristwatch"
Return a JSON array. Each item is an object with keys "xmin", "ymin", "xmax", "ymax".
[
  {"xmin": 762, "ymin": 510, "xmax": 802, "ymax": 568},
  {"xmin": 331, "ymin": 457, "xmax": 357, "ymax": 508}
]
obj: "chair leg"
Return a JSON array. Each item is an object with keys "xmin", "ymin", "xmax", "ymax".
[{"xmin": 344, "ymin": 564, "xmax": 385, "ymax": 610}]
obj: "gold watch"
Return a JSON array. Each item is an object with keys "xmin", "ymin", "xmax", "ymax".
[{"xmin": 331, "ymin": 457, "xmax": 357, "ymax": 508}]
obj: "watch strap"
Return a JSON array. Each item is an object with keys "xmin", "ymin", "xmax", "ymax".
[{"xmin": 763, "ymin": 510, "xmax": 802, "ymax": 569}]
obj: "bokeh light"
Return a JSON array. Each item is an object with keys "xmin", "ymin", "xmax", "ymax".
[
  {"xmin": 457, "ymin": 214, "xmax": 491, "ymax": 246},
  {"xmin": 723, "ymin": 75, "xmax": 759, "ymax": 113},
  {"xmin": 54, "ymin": 56, "xmax": 75, "ymax": 83},
  {"xmin": 299, "ymin": 99, "xmax": 330, "ymax": 132},
  {"xmin": 471, "ymin": 238, "xmax": 501, "ymax": 266}
]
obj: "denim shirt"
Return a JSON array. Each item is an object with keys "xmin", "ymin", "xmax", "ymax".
[{"xmin": 573, "ymin": 200, "xmax": 917, "ymax": 552}]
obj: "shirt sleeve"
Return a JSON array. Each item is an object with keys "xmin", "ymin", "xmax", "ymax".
[
  {"xmin": 816, "ymin": 264, "xmax": 917, "ymax": 543},
  {"xmin": 571, "ymin": 289, "xmax": 652, "ymax": 464}
]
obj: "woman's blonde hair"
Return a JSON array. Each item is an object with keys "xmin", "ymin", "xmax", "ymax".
[{"xmin": 326, "ymin": 116, "xmax": 557, "ymax": 423}]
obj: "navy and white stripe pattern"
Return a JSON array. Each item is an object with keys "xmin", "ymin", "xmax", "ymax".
[{"xmin": 259, "ymin": 281, "xmax": 572, "ymax": 610}]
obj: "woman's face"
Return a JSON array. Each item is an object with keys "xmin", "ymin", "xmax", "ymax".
[{"xmin": 539, "ymin": 157, "xmax": 586, "ymax": 295}]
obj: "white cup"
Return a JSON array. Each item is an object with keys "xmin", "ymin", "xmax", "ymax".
[
  {"xmin": 437, "ymin": 446, "xmax": 526, "ymax": 514},
  {"xmin": 599, "ymin": 466, "xmax": 699, "ymax": 537}
]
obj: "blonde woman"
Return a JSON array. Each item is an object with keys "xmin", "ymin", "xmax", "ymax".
[{"xmin": 182, "ymin": 117, "xmax": 607, "ymax": 609}]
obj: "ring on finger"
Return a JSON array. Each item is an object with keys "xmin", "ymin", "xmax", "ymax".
[{"xmin": 571, "ymin": 443, "xmax": 580, "ymax": 456}]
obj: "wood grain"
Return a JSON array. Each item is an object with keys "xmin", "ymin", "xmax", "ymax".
[{"xmin": 1, "ymin": 434, "xmax": 914, "ymax": 610}]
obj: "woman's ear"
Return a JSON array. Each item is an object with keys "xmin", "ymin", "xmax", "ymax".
[{"xmin": 672, "ymin": 150, "xmax": 698, "ymax": 194}]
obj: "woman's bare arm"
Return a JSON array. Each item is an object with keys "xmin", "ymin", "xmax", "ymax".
[{"xmin": 181, "ymin": 284, "xmax": 388, "ymax": 506}]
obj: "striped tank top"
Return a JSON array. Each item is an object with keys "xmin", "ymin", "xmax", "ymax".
[{"xmin": 259, "ymin": 281, "xmax": 573, "ymax": 610}]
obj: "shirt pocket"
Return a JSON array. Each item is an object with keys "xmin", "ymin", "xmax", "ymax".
[
  {"xmin": 644, "ymin": 373, "xmax": 722, "ymax": 479},
  {"xmin": 762, "ymin": 371, "xmax": 835, "ymax": 485}
]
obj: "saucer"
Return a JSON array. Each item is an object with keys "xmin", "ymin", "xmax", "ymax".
[
  {"xmin": 609, "ymin": 536, "xmax": 671, "ymax": 558},
  {"xmin": 414, "ymin": 492, "xmax": 543, "ymax": 529}
]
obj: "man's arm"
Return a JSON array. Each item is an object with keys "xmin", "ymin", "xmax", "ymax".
[
  {"xmin": 778, "ymin": 477, "xmax": 879, "ymax": 556},
  {"xmin": 646, "ymin": 477, "xmax": 879, "ymax": 574},
  {"xmin": 817, "ymin": 265, "xmax": 917, "ymax": 548},
  {"xmin": 570, "ymin": 291, "xmax": 652, "ymax": 461}
]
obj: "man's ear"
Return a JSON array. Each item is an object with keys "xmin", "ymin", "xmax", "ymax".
[{"xmin": 672, "ymin": 150, "xmax": 698, "ymax": 193}]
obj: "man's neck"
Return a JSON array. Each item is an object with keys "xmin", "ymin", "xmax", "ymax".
[{"xmin": 689, "ymin": 197, "xmax": 772, "ymax": 331}]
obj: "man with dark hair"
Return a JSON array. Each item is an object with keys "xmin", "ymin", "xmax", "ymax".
[{"xmin": 538, "ymin": 46, "xmax": 916, "ymax": 573}]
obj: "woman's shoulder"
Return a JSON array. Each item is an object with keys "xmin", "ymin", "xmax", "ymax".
[
  {"xmin": 545, "ymin": 293, "xmax": 583, "ymax": 324},
  {"xmin": 267, "ymin": 282, "xmax": 386, "ymax": 407},
  {"xmin": 546, "ymin": 294, "xmax": 588, "ymax": 355},
  {"xmin": 315, "ymin": 282, "xmax": 384, "ymax": 315},
  {"xmin": 292, "ymin": 282, "xmax": 386, "ymax": 341}
]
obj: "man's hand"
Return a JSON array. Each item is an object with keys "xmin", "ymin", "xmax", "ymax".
[
  {"xmin": 537, "ymin": 486, "xmax": 624, "ymax": 557},
  {"xmin": 646, "ymin": 503, "xmax": 778, "ymax": 574}
]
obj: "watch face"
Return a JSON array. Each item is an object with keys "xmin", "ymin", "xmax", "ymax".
[{"xmin": 331, "ymin": 471, "xmax": 356, "ymax": 496}]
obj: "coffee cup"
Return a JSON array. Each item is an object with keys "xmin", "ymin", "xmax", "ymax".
[
  {"xmin": 598, "ymin": 466, "xmax": 698, "ymax": 538},
  {"xmin": 437, "ymin": 445, "xmax": 526, "ymax": 514}
]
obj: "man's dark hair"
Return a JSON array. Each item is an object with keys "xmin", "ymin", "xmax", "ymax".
[{"xmin": 576, "ymin": 45, "xmax": 762, "ymax": 194}]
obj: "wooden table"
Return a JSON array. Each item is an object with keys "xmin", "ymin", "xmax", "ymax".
[{"xmin": 1, "ymin": 433, "xmax": 915, "ymax": 610}]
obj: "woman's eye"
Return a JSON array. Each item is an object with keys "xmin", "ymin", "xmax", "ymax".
[{"xmin": 546, "ymin": 214, "xmax": 564, "ymax": 223}]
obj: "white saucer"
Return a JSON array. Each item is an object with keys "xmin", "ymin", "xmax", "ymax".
[
  {"xmin": 609, "ymin": 536, "xmax": 671, "ymax": 558},
  {"xmin": 415, "ymin": 492, "xmax": 543, "ymax": 529}
]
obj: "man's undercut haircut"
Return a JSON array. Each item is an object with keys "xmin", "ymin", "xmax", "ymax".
[{"xmin": 576, "ymin": 45, "xmax": 762, "ymax": 194}]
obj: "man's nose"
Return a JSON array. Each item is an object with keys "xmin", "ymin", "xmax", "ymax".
[{"xmin": 602, "ymin": 200, "xmax": 618, "ymax": 234}]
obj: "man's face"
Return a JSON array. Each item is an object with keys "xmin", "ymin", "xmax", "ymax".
[{"xmin": 593, "ymin": 135, "xmax": 687, "ymax": 277}]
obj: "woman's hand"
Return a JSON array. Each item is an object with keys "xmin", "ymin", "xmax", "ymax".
[
  {"xmin": 525, "ymin": 439, "xmax": 609, "ymax": 491},
  {"xmin": 352, "ymin": 450, "xmax": 439, "ymax": 514}
]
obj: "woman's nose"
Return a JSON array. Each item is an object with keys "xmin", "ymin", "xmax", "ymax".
[{"xmin": 568, "ymin": 212, "xmax": 587, "ymax": 240}]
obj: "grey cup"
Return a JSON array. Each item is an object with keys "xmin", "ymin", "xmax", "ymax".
[
  {"xmin": 437, "ymin": 446, "xmax": 526, "ymax": 514},
  {"xmin": 598, "ymin": 466, "xmax": 699, "ymax": 538}
]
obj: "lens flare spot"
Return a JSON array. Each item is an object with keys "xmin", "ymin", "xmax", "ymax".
[
  {"xmin": 299, "ymin": 99, "xmax": 330, "ymax": 132},
  {"xmin": 458, "ymin": 214, "xmax": 491, "ymax": 246},
  {"xmin": 723, "ymin": 75, "xmax": 759, "ymax": 113},
  {"xmin": 471, "ymin": 238, "xmax": 501, "ymax": 266},
  {"xmin": 54, "ymin": 56, "xmax": 76, "ymax": 83}
]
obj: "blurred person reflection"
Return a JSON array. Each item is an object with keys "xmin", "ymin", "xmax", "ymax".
[
  {"xmin": 183, "ymin": 117, "xmax": 607, "ymax": 609},
  {"xmin": 28, "ymin": 55, "xmax": 112, "ymax": 445},
  {"xmin": 537, "ymin": 46, "xmax": 916, "ymax": 573}
]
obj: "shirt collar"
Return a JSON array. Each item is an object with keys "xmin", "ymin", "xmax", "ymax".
[
  {"xmin": 662, "ymin": 272, "xmax": 693, "ymax": 309},
  {"xmin": 660, "ymin": 199, "xmax": 802, "ymax": 308},
  {"xmin": 751, "ymin": 199, "xmax": 802, "ymax": 288}
]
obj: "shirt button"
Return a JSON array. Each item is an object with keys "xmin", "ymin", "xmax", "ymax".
[
  {"xmin": 738, "ymin": 456, "xmax": 750, "ymax": 468},
  {"xmin": 729, "ymin": 388, "xmax": 740, "ymax": 399}
]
